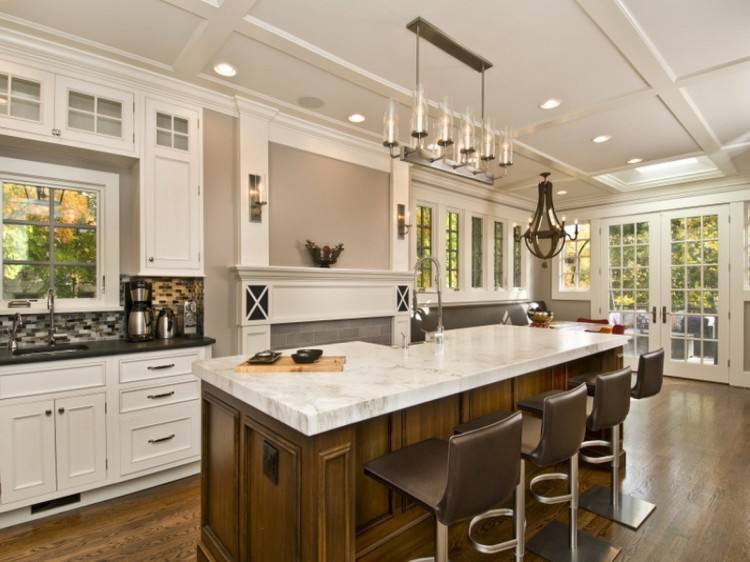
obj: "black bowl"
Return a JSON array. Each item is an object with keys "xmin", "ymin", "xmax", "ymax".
[{"xmin": 292, "ymin": 348, "xmax": 323, "ymax": 364}]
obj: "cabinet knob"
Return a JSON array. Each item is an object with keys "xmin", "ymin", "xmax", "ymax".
[
  {"xmin": 45, "ymin": 409, "xmax": 52, "ymax": 417},
  {"xmin": 148, "ymin": 257, "xmax": 155, "ymax": 263},
  {"xmin": 58, "ymin": 407, "xmax": 65, "ymax": 415},
  {"xmin": 51, "ymin": 128, "xmax": 61, "ymax": 137}
]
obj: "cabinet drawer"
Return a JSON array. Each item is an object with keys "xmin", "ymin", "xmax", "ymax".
[
  {"xmin": 120, "ymin": 379, "xmax": 199, "ymax": 413},
  {"xmin": 0, "ymin": 362, "xmax": 106, "ymax": 400},
  {"xmin": 119, "ymin": 402, "xmax": 199, "ymax": 475},
  {"xmin": 119, "ymin": 351, "xmax": 198, "ymax": 383}
]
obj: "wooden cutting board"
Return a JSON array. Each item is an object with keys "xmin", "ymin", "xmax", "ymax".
[{"xmin": 234, "ymin": 356, "xmax": 346, "ymax": 374}]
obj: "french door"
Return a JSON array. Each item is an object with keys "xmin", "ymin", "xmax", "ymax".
[
  {"xmin": 603, "ymin": 215, "xmax": 661, "ymax": 370},
  {"xmin": 660, "ymin": 208, "xmax": 728, "ymax": 383},
  {"xmin": 601, "ymin": 206, "xmax": 729, "ymax": 382}
]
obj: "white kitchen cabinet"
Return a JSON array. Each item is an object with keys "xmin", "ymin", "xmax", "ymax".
[
  {"xmin": 55, "ymin": 393, "xmax": 107, "ymax": 491},
  {"xmin": 139, "ymin": 97, "xmax": 203, "ymax": 276},
  {"xmin": 0, "ymin": 400, "xmax": 57, "ymax": 504},
  {"xmin": 0, "ymin": 60, "xmax": 54, "ymax": 137},
  {"xmin": 53, "ymin": 75, "xmax": 135, "ymax": 153}
]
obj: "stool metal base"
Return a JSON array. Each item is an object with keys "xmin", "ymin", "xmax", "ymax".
[
  {"xmin": 526, "ymin": 520, "xmax": 621, "ymax": 562},
  {"xmin": 579, "ymin": 485, "xmax": 656, "ymax": 530}
]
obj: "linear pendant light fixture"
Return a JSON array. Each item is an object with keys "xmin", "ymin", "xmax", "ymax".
[
  {"xmin": 516, "ymin": 173, "xmax": 578, "ymax": 260},
  {"xmin": 382, "ymin": 18, "xmax": 513, "ymax": 186}
]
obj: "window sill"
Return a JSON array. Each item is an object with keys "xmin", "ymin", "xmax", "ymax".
[
  {"xmin": 0, "ymin": 304, "xmax": 123, "ymax": 316},
  {"xmin": 550, "ymin": 289, "xmax": 592, "ymax": 302}
]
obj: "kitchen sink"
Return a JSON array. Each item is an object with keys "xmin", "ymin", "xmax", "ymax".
[{"xmin": 12, "ymin": 344, "xmax": 89, "ymax": 356}]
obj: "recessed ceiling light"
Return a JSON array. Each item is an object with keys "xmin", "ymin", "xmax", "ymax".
[
  {"xmin": 556, "ymin": 190, "xmax": 568, "ymax": 195},
  {"xmin": 627, "ymin": 158, "xmax": 643, "ymax": 164},
  {"xmin": 592, "ymin": 135, "xmax": 611, "ymax": 144},
  {"xmin": 539, "ymin": 98, "xmax": 561, "ymax": 110},
  {"xmin": 348, "ymin": 113, "xmax": 366, "ymax": 123},
  {"xmin": 213, "ymin": 62, "xmax": 237, "ymax": 77}
]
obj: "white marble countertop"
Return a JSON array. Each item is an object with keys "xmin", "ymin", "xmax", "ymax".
[{"xmin": 194, "ymin": 324, "xmax": 629, "ymax": 436}]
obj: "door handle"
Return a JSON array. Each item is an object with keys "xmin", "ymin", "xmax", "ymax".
[
  {"xmin": 652, "ymin": 306, "xmax": 657, "ymax": 323},
  {"xmin": 662, "ymin": 306, "xmax": 667, "ymax": 324},
  {"xmin": 148, "ymin": 434, "xmax": 175, "ymax": 444},
  {"xmin": 45, "ymin": 409, "xmax": 52, "ymax": 417},
  {"xmin": 147, "ymin": 363, "xmax": 175, "ymax": 371},
  {"xmin": 147, "ymin": 391, "xmax": 175, "ymax": 400},
  {"xmin": 58, "ymin": 407, "xmax": 65, "ymax": 414}
]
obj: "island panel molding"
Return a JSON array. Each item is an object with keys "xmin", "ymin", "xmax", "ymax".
[{"xmin": 234, "ymin": 266, "xmax": 413, "ymax": 356}]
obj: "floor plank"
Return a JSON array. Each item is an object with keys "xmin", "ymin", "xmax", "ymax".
[{"xmin": 0, "ymin": 377, "xmax": 748, "ymax": 561}]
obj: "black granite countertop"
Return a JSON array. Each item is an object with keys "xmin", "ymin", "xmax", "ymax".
[{"xmin": 0, "ymin": 336, "xmax": 216, "ymax": 367}]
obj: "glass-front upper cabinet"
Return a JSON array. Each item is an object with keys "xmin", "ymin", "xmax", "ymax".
[
  {"xmin": 0, "ymin": 61, "xmax": 54, "ymax": 136},
  {"xmin": 54, "ymin": 75, "xmax": 135, "ymax": 153}
]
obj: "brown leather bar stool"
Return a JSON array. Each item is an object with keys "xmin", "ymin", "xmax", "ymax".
[
  {"xmin": 453, "ymin": 411, "xmax": 526, "ymax": 559},
  {"xmin": 518, "ymin": 384, "xmax": 620, "ymax": 562},
  {"xmin": 569, "ymin": 349, "xmax": 664, "ymax": 530},
  {"xmin": 364, "ymin": 412, "xmax": 524, "ymax": 562}
]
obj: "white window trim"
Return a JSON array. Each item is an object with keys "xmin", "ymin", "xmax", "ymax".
[
  {"xmin": 551, "ymin": 220, "xmax": 595, "ymax": 301},
  {"xmin": 0, "ymin": 157, "xmax": 120, "ymax": 314}
]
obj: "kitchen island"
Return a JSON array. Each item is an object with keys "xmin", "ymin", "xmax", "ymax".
[{"xmin": 194, "ymin": 324, "xmax": 628, "ymax": 562}]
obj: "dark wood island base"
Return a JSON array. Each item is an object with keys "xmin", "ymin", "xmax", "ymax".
[{"xmin": 197, "ymin": 347, "xmax": 622, "ymax": 562}]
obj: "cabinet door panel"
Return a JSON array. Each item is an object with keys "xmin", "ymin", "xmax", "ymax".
[
  {"xmin": 0, "ymin": 60, "xmax": 54, "ymax": 137},
  {"xmin": 54, "ymin": 75, "xmax": 135, "ymax": 153},
  {"xmin": 55, "ymin": 393, "xmax": 107, "ymax": 491},
  {"xmin": 0, "ymin": 400, "xmax": 56, "ymax": 504},
  {"xmin": 143, "ymin": 98, "xmax": 201, "ymax": 273}
]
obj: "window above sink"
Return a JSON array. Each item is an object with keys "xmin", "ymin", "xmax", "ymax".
[{"xmin": 0, "ymin": 156, "xmax": 120, "ymax": 314}]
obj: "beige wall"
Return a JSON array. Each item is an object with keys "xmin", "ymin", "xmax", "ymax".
[
  {"xmin": 202, "ymin": 110, "xmax": 238, "ymax": 357},
  {"xmin": 268, "ymin": 142, "xmax": 390, "ymax": 270},
  {"xmin": 531, "ymin": 258, "xmax": 592, "ymax": 320}
]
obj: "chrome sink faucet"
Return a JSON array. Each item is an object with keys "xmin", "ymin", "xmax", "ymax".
[
  {"xmin": 413, "ymin": 256, "xmax": 445, "ymax": 344},
  {"xmin": 47, "ymin": 288, "xmax": 56, "ymax": 347},
  {"xmin": 8, "ymin": 312, "xmax": 22, "ymax": 353}
]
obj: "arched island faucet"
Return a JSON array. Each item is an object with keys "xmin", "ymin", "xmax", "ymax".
[{"xmin": 412, "ymin": 256, "xmax": 445, "ymax": 344}]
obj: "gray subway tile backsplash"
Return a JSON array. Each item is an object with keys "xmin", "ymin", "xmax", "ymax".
[{"xmin": 270, "ymin": 317, "xmax": 392, "ymax": 349}]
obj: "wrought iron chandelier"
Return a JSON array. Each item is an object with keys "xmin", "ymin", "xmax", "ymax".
[
  {"xmin": 382, "ymin": 18, "xmax": 512, "ymax": 186},
  {"xmin": 517, "ymin": 173, "xmax": 578, "ymax": 260}
]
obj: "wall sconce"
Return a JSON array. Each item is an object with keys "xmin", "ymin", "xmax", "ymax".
[
  {"xmin": 249, "ymin": 173, "xmax": 267, "ymax": 223},
  {"xmin": 397, "ymin": 204, "xmax": 412, "ymax": 239}
]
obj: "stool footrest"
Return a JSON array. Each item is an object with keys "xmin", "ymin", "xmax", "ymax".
[
  {"xmin": 580, "ymin": 439, "xmax": 615, "ymax": 464},
  {"xmin": 467, "ymin": 508, "xmax": 523, "ymax": 555},
  {"xmin": 529, "ymin": 472, "xmax": 572, "ymax": 505}
]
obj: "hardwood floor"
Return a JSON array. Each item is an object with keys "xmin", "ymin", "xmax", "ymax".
[{"xmin": 1, "ymin": 377, "xmax": 749, "ymax": 561}]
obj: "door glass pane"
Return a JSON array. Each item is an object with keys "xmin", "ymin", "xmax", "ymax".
[
  {"xmin": 97, "ymin": 116, "xmax": 122, "ymax": 137},
  {"xmin": 10, "ymin": 98, "xmax": 40, "ymax": 121},
  {"xmin": 97, "ymin": 97, "xmax": 122, "ymax": 119},
  {"xmin": 669, "ymin": 214, "xmax": 720, "ymax": 365},
  {"xmin": 69, "ymin": 110, "xmax": 96, "ymax": 132},
  {"xmin": 608, "ymin": 220, "xmax": 650, "ymax": 361},
  {"xmin": 69, "ymin": 91, "xmax": 95, "ymax": 112},
  {"xmin": 11, "ymin": 78, "xmax": 40, "ymax": 101},
  {"xmin": 173, "ymin": 133, "xmax": 189, "ymax": 150}
]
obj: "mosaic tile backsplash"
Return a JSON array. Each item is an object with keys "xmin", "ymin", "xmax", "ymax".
[{"xmin": 0, "ymin": 276, "xmax": 204, "ymax": 346}]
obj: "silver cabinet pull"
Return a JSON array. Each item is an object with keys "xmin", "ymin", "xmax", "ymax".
[
  {"xmin": 148, "ymin": 434, "xmax": 175, "ymax": 444},
  {"xmin": 147, "ymin": 363, "xmax": 175, "ymax": 371},
  {"xmin": 147, "ymin": 391, "xmax": 175, "ymax": 400}
]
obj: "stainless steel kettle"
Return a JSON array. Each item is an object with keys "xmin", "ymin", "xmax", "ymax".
[{"xmin": 156, "ymin": 308, "xmax": 176, "ymax": 340}]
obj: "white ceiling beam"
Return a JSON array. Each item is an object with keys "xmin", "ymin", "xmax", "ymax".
[
  {"xmin": 576, "ymin": 0, "xmax": 736, "ymax": 176},
  {"xmin": 171, "ymin": 0, "xmax": 258, "ymax": 79}
]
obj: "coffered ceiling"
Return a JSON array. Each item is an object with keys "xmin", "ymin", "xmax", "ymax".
[{"xmin": 0, "ymin": 0, "xmax": 748, "ymax": 209}]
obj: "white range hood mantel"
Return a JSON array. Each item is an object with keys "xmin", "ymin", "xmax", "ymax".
[
  {"xmin": 234, "ymin": 265, "xmax": 414, "ymax": 283},
  {"xmin": 233, "ymin": 265, "xmax": 413, "ymax": 355}
]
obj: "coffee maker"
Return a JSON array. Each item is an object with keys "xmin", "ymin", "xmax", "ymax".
[{"xmin": 126, "ymin": 279, "xmax": 153, "ymax": 341}]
